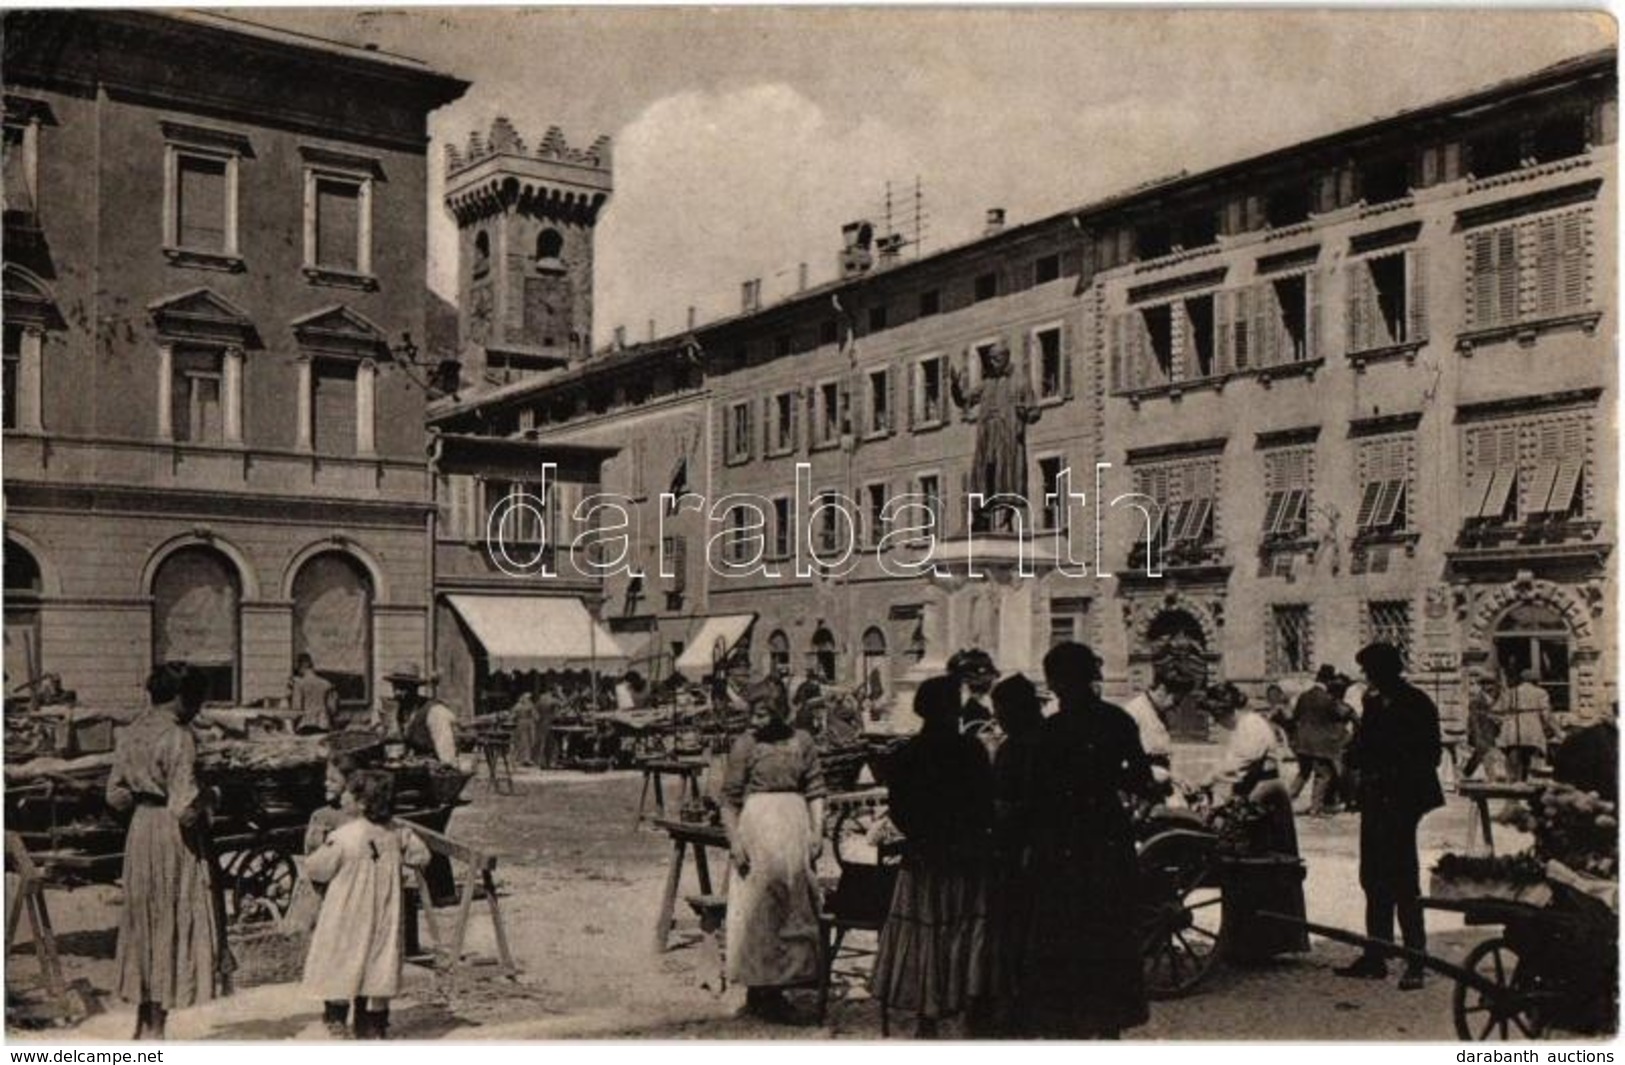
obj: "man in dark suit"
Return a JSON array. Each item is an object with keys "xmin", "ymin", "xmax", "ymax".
[{"xmin": 1335, "ymin": 642, "xmax": 1444, "ymax": 990}]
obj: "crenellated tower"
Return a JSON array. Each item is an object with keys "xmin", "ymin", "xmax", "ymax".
[{"xmin": 444, "ymin": 118, "xmax": 612, "ymax": 383}]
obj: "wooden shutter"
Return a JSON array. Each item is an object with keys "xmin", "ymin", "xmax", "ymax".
[
  {"xmin": 1251, "ymin": 283, "xmax": 1271, "ymax": 368},
  {"xmin": 1234, "ymin": 288, "xmax": 1250, "ymax": 370},
  {"xmin": 1407, "ymin": 248, "xmax": 1428, "ymax": 342},
  {"xmin": 763, "ymin": 396, "xmax": 774, "ymax": 455},
  {"xmin": 789, "ymin": 390, "xmax": 802, "ymax": 452},
  {"xmin": 1558, "ymin": 212, "xmax": 1588, "ymax": 313},
  {"xmin": 1109, "ymin": 314, "xmax": 1125, "ymax": 392},
  {"xmin": 1470, "ymin": 230, "xmax": 1495, "ymax": 328},
  {"xmin": 885, "ymin": 365, "xmax": 898, "ymax": 436},
  {"xmin": 1060, "ymin": 321, "xmax": 1074, "ymax": 399},
  {"xmin": 1306, "ymin": 273, "xmax": 1322, "ymax": 360},
  {"xmin": 745, "ymin": 400, "xmax": 756, "ymax": 460},
  {"xmin": 1215, "ymin": 291, "xmax": 1232, "ymax": 375},
  {"xmin": 906, "ymin": 363, "xmax": 917, "ymax": 430},
  {"xmin": 1347, "ymin": 261, "xmax": 1369, "ymax": 352},
  {"xmin": 1496, "ymin": 226, "xmax": 1520, "ymax": 325},
  {"xmin": 850, "ymin": 374, "xmax": 865, "ymax": 439},
  {"xmin": 1535, "ymin": 215, "xmax": 1562, "ymax": 317}
]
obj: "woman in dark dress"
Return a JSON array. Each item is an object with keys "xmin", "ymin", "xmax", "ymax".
[
  {"xmin": 872, "ymin": 675, "xmax": 995, "ymax": 1036},
  {"xmin": 1016, "ymin": 642, "xmax": 1156, "ymax": 1039},
  {"xmin": 988, "ymin": 673, "xmax": 1045, "ymax": 1034}
]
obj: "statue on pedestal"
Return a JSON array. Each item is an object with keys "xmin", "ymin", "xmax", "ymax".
[{"xmin": 950, "ymin": 342, "xmax": 1041, "ymax": 533}]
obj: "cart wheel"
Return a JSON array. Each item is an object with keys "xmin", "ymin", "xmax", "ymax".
[
  {"xmin": 228, "ymin": 848, "xmax": 297, "ymax": 927},
  {"xmin": 1453, "ymin": 937, "xmax": 1546, "ymax": 1041},
  {"xmin": 1137, "ymin": 829, "xmax": 1224, "ymax": 999}
]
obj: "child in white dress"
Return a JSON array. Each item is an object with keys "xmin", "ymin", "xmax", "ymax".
[{"xmin": 302, "ymin": 769, "xmax": 429, "ymax": 1039}]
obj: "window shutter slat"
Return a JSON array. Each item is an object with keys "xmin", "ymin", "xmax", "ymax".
[
  {"xmin": 1548, "ymin": 458, "xmax": 1583, "ymax": 516},
  {"xmin": 1234, "ymin": 288, "xmax": 1250, "ymax": 370},
  {"xmin": 1215, "ymin": 290, "xmax": 1232, "ymax": 375},
  {"xmin": 1347, "ymin": 262, "xmax": 1365, "ymax": 353},
  {"xmin": 1463, "ymin": 466, "xmax": 1495, "ymax": 520},
  {"xmin": 906, "ymin": 364, "xmax": 916, "ymax": 430},
  {"xmin": 1250, "ymin": 283, "xmax": 1269, "ymax": 368},
  {"xmin": 886, "ymin": 365, "xmax": 898, "ymax": 436},
  {"xmin": 1407, "ymin": 248, "xmax": 1428, "ymax": 342},
  {"xmin": 1560, "ymin": 212, "xmax": 1588, "ymax": 312},
  {"xmin": 1305, "ymin": 273, "xmax": 1321, "ymax": 361},
  {"xmin": 1496, "ymin": 226, "xmax": 1520, "ymax": 325},
  {"xmin": 1535, "ymin": 216, "xmax": 1561, "ymax": 317},
  {"xmin": 1109, "ymin": 314, "xmax": 1124, "ymax": 392},
  {"xmin": 1061, "ymin": 321, "xmax": 1074, "ymax": 399}
]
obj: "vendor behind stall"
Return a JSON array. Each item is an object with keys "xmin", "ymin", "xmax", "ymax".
[
  {"xmin": 289, "ymin": 653, "xmax": 338, "ymax": 734},
  {"xmin": 380, "ymin": 663, "xmax": 458, "ymax": 765}
]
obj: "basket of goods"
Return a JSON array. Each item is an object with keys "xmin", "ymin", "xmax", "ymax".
[
  {"xmin": 200, "ymin": 736, "xmax": 328, "ymax": 820},
  {"xmin": 1429, "ymin": 852, "xmax": 1552, "ymax": 905},
  {"xmin": 227, "ymin": 924, "xmax": 309, "ymax": 990},
  {"xmin": 1519, "ymin": 782, "xmax": 1619, "ymax": 882},
  {"xmin": 1209, "ymin": 796, "xmax": 1274, "ymax": 858}
]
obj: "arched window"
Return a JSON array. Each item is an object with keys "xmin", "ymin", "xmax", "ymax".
[
  {"xmin": 1495, "ymin": 603, "xmax": 1572, "ymax": 712},
  {"xmin": 536, "ymin": 228, "xmax": 564, "ymax": 270},
  {"xmin": 292, "ymin": 552, "xmax": 374, "ymax": 713},
  {"xmin": 768, "ymin": 629, "xmax": 791, "ymax": 677},
  {"xmin": 811, "ymin": 627, "xmax": 838, "ymax": 682},
  {"xmin": 4, "ymin": 539, "xmax": 43, "ymax": 693},
  {"xmin": 861, "ymin": 626, "xmax": 887, "ymax": 698},
  {"xmin": 152, "ymin": 546, "xmax": 240, "ymax": 703},
  {"xmin": 473, "ymin": 230, "xmax": 491, "ymax": 276}
]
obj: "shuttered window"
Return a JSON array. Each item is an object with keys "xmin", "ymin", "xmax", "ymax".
[
  {"xmin": 176, "ymin": 154, "xmax": 228, "ymax": 251},
  {"xmin": 436, "ymin": 473, "xmax": 480, "ymax": 541},
  {"xmin": 1133, "ymin": 459, "xmax": 1217, "ymax": 546},
  {"xmin": 314, "ymin": 176, "xmax": 362, "ymax": 271},
  {"xmin": 770, "ymin": 391, "xmax": 798, "ymax": 454},
  {"xmin": 1262, "ymin": 447, "xmax": 1312, "ymax": 539},
  {"xmin": 1032, "ymin": 325, "xmax": 1068, "ymax": 400},
  {"xmin": 1356, "ymin": 435, "xmax": 1412, "ymax": 533},
  {"xmin": 725, "ymin": 400, "xmax": 753, "ymax": 464},
  {"xmin": 1466, "ymin": 210, "xmax": 1592, "ymax": 329},
  {"xmin": 1466, "ymin": 415, "xmax": 1589, "ymax": 524},
  {"xmin": 1348, "ymin": 249, "xmax": 1427, "ymax": 353}
]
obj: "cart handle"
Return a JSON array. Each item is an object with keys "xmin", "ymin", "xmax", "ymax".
[{"xmin": 1255, "ymin": 911, "xmax": 1524, "ymax": 1001}]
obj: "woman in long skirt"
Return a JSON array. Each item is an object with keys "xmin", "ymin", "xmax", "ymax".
[
  {"xmin": 871, "ymin": 675, "xmax": 995, "ymax": 1036},
  {"xmin": 1017, "ymin": 643, "xmax": 1155, "ymax": 1038},
  {"xmin": 721, "ymin": 679, "xmax": 826, "ymax": 1022},
  {"xmin": 105, "ymin": 663, "xmax": 224, "ymax": 1039}
]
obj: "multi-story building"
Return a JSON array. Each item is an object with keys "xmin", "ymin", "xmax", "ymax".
[
  {"xmin": 435, "ymin": 50, "xmax": 1616, "ymax": 724},
  {"xmin": 2, "ymin": 11, "xmax": 468, "ymax": 710}
]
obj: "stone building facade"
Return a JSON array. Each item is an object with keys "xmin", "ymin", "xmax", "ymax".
[
  {"xmin": 436, "ymin": 50, "xmax": 1616, "ymax": 722},
  {"xmin": 2, "ymin": 11, "xmax": 468, "ymax": 710}
]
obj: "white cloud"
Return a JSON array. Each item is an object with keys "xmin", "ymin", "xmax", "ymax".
[{"xmin": 595, "ymin": 84, "xmax": 921, "ymax": 344}]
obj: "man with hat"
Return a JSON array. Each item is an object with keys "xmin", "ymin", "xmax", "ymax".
[
  {"xmin": 1288, "ymin": 664, "xmax": 1356, "ymax": 816},
  {"xmin": 383, "ymin": 662, "xmax": 459, "ymax": 765},
  {"xmin": 1496, "ymin": 668, "xmax": 1554, "ymax": 783},
  {"xmin": 947, "ymin": 648, "xmax": 999, "ymax": 734},
  {"xmin": 1336, "ymin": 642, "xmax": 1443, "ymax": 991},
  {"xmin": 288, "ymin": 652, "xmax": 338, "ymax": 734}
]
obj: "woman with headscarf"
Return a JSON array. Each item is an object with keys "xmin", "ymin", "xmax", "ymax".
[
  {"xmin": 106, "ymin": 663, "xmax": 225, "ymax": 1039},
  {"xmin": 1197, "ymin": 682, "xmax": 1310, "ymax": 961},
  {"xmin": 988, "ymin": 672, "xmax": 1045, "ymax": 1034},
  {"xmin": 720, "ymin": 677, "xmax": 826, "ymax": 1022},
  {"xmin": 872, "ymin": 674, "xmax": 995, "ymax": 1036},
  {"xmin": 1016, "ymin": 642, "xmax": 1154, "ymax": 1039}
]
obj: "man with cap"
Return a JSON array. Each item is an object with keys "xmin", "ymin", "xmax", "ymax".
[
  {"xmin": 1289, "ymin": 664, "xmax": 1356, "ymax": 816},
  {"xmin": 383, "ymin": 663, "xmax": 459, "ymax": 766},
  {"xmin": 948, "ymin": 648, "xmax": 999, "ymax": 734},
  {"xmin": 1336, "ymin": 642, "xmax": 1444, "ymax": 991}
]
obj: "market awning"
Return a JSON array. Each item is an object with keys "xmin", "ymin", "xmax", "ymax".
[
  {"xmin": 674, "ymin": 614, "xmax": 756, "ymax": 678},
  {"xmin": 445, "ymin": 594, "xmax": 628, "ymax": 673}
]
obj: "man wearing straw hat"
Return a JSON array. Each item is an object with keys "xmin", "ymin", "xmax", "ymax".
[{"xmin": 383, "ymin": 662, "xmax": 459, "ymax": 766}]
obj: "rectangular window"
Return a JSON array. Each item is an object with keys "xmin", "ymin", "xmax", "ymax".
[
  {"xmin": 171, "ymin": 347, "xmax": 224, "ymax": 444},
  {"xmin": 814, "ymin": 381, "xmax": 844, "ymax": 446},
  {"xmin": 868, "ymin": 304, "xmax": 889, "ymax": 332},
  {"xmin": 867, "ymin": 368, "xmax": 890, "ymax": 435},
  {"xmin": 916, "ymin": 473, "xmax": 943, "ymax": 538},
  {"xmin": 1356, "ymin": 435, "xmax": 1412, "ymax": 534},
  {"xmin": 488, "ymin": 479, "xmax": 546, "ymax": 544},
  {"xmin": 974, "ymin": 272, "xmax": 998, "ymax": 302},
  {"xmin": 725, "ymin": 505, "xmax": 749, "ymax": 564},
  {"xmin": 772, "ymin": 497, "xmax": 792, "ymax": 560},
  {"xmin": 817, "ymin": 489, "xmax": 839, "ymax": 554},
  {"xmin": 1532, "ymin": 113, "xmax": 1587, "ymax": 164},
  {"xmin": 866, "ymin": 482, "xmax": 889, "ymax": 546},
  {"xmin": 2, "ymin": 324, "xmax": 18, "ymax": 430},
  {"xmin": 1034, "ymin": 326, "xmax": 1065, "ymax": 400},
  {"xmin": 1348, "ymin": 248, "xmax": 1426, "ymax": 353},
  {"xmin": 435, "ymin": 473, "xmax": 479, "ymax": 540},
  {"xmin": 915, "ymin": 356, "xmax": 947, "ymax": 428},
  {"xmin": 772, "ymin": 390, "xmax": 797, "ymax": 454},
  {"xmin": 1465, "ymin": 416, "xmax": 1588, "ymax": 525},
  {"xmin": 663, "ymin": 535, "xmax": 687, "ymax": 596},
  {"xmin": 176, "ymin": 154, "xmax": 228, "ymax": 251},
  {"xmin": 1262, "ymin": 448, "xmax": 1312, "ymax": 540},
  {"xmin": 313, "ymin": 175, "xmax": 363, "ymax": 271},
  {"xmin": 1038, "ymin": 456, "xmax": 1066, "ymax": 531},
  {"xmin": 726, "ymin": 400, "xmax": 752, "ymax": 464},
  {"xmin": 1142, "ymin": 304, "xmax": 1176, "ymax": 383},
  {"xmin": 1271, "ymin": 276, "xmax": 1311, "ymax": 362},
  {"xmin": 1366, "ymin": 600, "xmax": 1413, "ymax": 667},
  {"xmin": 1034, "ymin": 254, "xmax": 1061, "ymax": 285},
  {"xmin": 3, "ymin": 123, "xmax": 34, "ymax": 217},
  {"xmin": 1134, "ymin": 459, "xmax": 1218, "ymax": 547},
  {"xmin": 918, "ymin": 289, "xmax": 940, "ymax": 318},
  {"xmin": 1268, "ymin": 605, "xmax": 1313, "ymax": 676},
  {"xmin": 1048, "ymin": 597, "xmax": 1090, "ymax": 647},
  {"xmin": 1183, "ymin": 295, "xmax": 1215, "ymax": 378}
]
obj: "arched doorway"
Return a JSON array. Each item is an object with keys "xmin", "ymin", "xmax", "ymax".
[
  {"xmin": 1494, "ymin": 603, "xmax": 1572, "ymax": 713},
  {"xmin": 861, "ymin": 626, "xmax": 887, "ymax": 699},
  {"xmin": 292, "ymin": 551, "xmax": 374, "ymax": 713},
  {"xmin": 151, "ymin": 546, "xmax": 241, "ymax": 703},
  {"xmin": 4, "ymin": 539, "xmax": 42, "ymax": 695},
  {"xmin": 768, "ymin": 629, "xmax": 791, "ymax": 679},
  {"xmin": 811, "ymin": 627, "xmax": 838, "ymax": 682}
]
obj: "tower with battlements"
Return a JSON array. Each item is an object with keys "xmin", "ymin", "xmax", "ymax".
[{"xmin": 444, "ymin": 118, "xmax": 612, "ymax": 385}]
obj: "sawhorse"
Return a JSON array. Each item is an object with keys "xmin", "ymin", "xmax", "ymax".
[
  {"xmin": 5, "ymin": 832, "xmax": 80, "ymax": 1022},
  {"xmin": 404, "ymin": 823, "xmax": 517, "ymax": 976}
]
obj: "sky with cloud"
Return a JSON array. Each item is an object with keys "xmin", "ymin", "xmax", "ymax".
[{"xmin": 250, "ymin": 7, "xmax": 1612, "ymax": 348}]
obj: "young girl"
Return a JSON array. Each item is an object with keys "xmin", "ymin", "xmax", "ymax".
[
  {"xmin": 283, "ymin": 756, "xmax": 358, "ymax": 1036},
  {"xmin": 302, "ymin": 769, "xmax": 429, "ymax": 1039}
]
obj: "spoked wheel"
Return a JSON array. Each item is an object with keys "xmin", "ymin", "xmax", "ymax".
[
  {"xmin": 225, "ymin": 847, "xmax": 298, "ymax": 927},
  {"xmin": 1137, "ymin": 829, "xmax": 1224, "ymax": 999},
  {"xmin": 1454, "ymin": 937, "xmax": 1547, "ymax": 1041}
]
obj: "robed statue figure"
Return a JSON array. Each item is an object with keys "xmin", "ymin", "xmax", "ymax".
[{"xmin": 950, "ymin": 342, "xmax": 1042, "ymax": 533}]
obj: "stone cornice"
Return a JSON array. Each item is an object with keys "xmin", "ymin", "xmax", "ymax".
[
  {"xmin": 5, "ymin": 481, "xmax": 432, "ymax": 527},
  {"xmin": 1454, "ymin": 387, "xmax": 1605, "ymax": 424}
]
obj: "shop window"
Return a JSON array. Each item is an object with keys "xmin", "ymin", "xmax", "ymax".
[
  {"xmin": 151, "ymin": 546, "xmax": 240, "ymax": 704},
  {"xmin": 292, "ymin": 551, "xmax": 373, "ymax": 710}
]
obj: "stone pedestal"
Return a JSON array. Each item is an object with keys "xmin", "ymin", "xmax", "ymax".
[{"xmin": 884, "ymin": 535, "xmax": 1057, "ymax": 731}]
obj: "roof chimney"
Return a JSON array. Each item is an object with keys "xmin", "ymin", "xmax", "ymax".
[
  {"xmin": 839, "ymin": 221, "xmax": 875, "ymax": 279},
  {"xmin": 613, "ymin": 325, "xmax": 626, "ymax": 349},
  {"xmin": 687, "ymin": 306, "xmax": 697, "ymax": 331},
  {"xmin": 797, "ymin": 262, "xmax": 809, "ymax": 292},
  {"xmin": 984, "ymin": 208, "xmax": 1006, "ymax": 237},
  {"xmin": 647, "ymin": 319, "xmax": 657, "ymax": 342},
  {"xmin": 876, "ymin": 233, "xmax": 905, "ymax": 267},
  {"xmin": 742, "ymin": 279, "xmax": 762, "ymax": 314}
]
